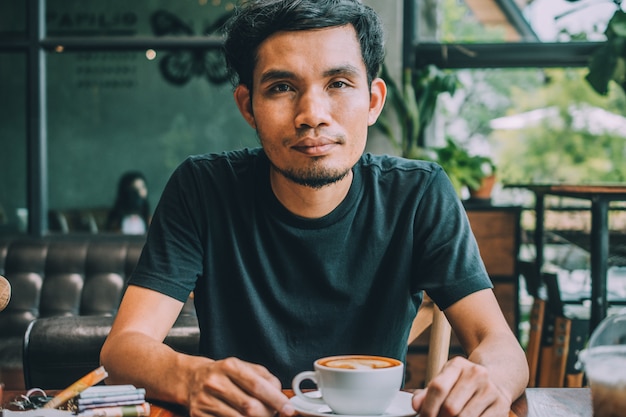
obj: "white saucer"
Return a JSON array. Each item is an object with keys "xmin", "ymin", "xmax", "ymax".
[{"xmin": 289, "ymin": 391, "xmax": 417, "ymax": 417}]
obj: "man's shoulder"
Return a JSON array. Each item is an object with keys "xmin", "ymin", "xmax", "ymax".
[
  {"xmin": 355, "ymin": 154, "xmax": 452, "ymax": 203},
  {"xmin": 177, "ymin": 148, "xmax": 265, "ymax": 176},
  {"xmin": 359, "ymin": 153, "xmax": 442, "ymax": 176},
  {"xmin": 166, "ymin": 148, "xmax": 266, "ymax": 193},
  {"xmin": 186, "ymin": 147, "xmax": 263, "ymax": 165}
]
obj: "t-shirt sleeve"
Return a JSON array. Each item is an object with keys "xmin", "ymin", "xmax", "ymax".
[
  {"xmin": 129, "ymin": 158, "xmax": 205, "ymax": 302},
  {"xmin": 411, "ymin": 166, "xmax": 493, "ymax": 310}
]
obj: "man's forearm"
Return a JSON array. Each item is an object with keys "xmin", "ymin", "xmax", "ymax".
[
  {"xmin": 468, "ymin": 331, "xmax": 529, "ymax": 403},
  {"xmin": 101, "ymin": 331, "xmax": 210, "ymax": 406}
]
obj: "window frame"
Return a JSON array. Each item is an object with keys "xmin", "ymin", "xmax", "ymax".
[
  {"xmin": 0, "ymin": 0, "xmax": 608, "ymax": 236},
  {"xmin": 404, "ymin": 0, "xmax": 603, "ymax": 69},
  {"xmin": 0, "ymin": 0, "xmax": 225, "ymax": 236}
]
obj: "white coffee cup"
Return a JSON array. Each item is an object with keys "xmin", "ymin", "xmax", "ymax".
[{"xmin": 292, "ymin": 355, "xmax": 404, "ymax": 415}]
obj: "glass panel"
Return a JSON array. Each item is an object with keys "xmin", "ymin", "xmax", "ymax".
[
  {"xmin": 526, "ymin": 0, "xmax": 619, "ymax": 42},
  {"xmin": 428, "ymin": 67, "xmax": 626, "ymax": 304},
  {"xmin": 0, "ymin": 0, "xmax": 26, "ymax": 37},
  {"xmin": 420, "ymin": 0, "xmax": 625, "ymax": 43},
  {"xmin": 46, "ymin": 0, "xmax": 237, "ymax": 37},
  {"xmin": 0, "ymin": 53, "xmax": 27, "ymax": 234},
  {"xmin": 435, "ymin": 67, "xmax": 626, "ymax": 190},
  {"xmin": 46, "ymin": 48, "xmax": 254, "ymax": 233}
]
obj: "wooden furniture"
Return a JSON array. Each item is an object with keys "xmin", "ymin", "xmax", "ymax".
[
  {"xmin": 526, "ymin": 298, "xmax": 545, "ymax": 387},
  {"xmin": 506, "ymin": 183, "xmax": 626, "ymax": 332},
  {"xmin": 466, "ymin": 205, "xmax": 522, "ymax": 335},
  {"xmin": 525, "ymin": 274, "xmax": 585, "ymax": 388},
  {"xmin": 536, "ymin": 315, "xmax": 572, "ymax": 388},
  {"xmin": 405, "ymin": 205, "xmax": 522, "ymax": 388},
  {"xmin": 510, "ymin": 388, "xmax": 592, "ymax": 417},
  {"xmin": 527, "ymin": 296, "xmax": 574, "ymax": 388},
  {"xmin": 407, "ymin": 294, "xmax": 451, "ymax": 385},
  {"xmin": 0, "ymin": 388, "xmax": 595, "ymax": 417}
]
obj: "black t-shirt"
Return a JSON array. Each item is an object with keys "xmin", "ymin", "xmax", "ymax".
[{"xmin": 130, "ymin": 148, "xmax": 492, "ymax": 386}]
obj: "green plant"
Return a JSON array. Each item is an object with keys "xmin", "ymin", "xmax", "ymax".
[
  {"xmin": 586, "ymin": 9, "xmax": 626, "ymax": 96},
  {"xmin": 423, "ymin": 138, "xmax": 496, "ymax": 195},
  {"xmin": 375, "ymin": 64, "xmax": 458, "ymax": 159},
  {"xmin": 375, "ymin": 65, "xmax": 495, "ymax": 195}
]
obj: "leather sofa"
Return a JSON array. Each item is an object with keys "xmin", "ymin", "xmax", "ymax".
[
  {"xmin": 47, "ymin": 207, "xmax": 111, "ymax": 234},
  {"xmin": 0, "ymin": 234, "xmax": 198, "ymax": 390},
  {"xmin": 23, "ymin": 314, "xmax": 199, "ymax": 389}
]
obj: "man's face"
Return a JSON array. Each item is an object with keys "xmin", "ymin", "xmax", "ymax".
[{"xmin": 234, "ymin": 25, "xmax": 386, "ymax": 189}]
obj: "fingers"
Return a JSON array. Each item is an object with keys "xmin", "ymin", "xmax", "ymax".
[
  {"xmin": 416, "ymin": 358, "xmax": 463, "ymax": 416},
  {"xmin": 188, "ymin": 357, "xmax": 294, "ymax": 417},
  {"xmin": 413, "ymin": 357, "xmax": 508, "ymax": 417},
  {"xmin": 232, "ymin": 360, "xmax": 294, "ymax": 416},
  {"xmin": 411, "ymin": 388, "xmax": 427, "ymax": 412}
]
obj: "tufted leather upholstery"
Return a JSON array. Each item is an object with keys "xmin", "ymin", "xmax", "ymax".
[
  {"xmin": 23, "ymin": 314, "xmax": 199, "ymax": 389},
  {"xmin": 0, "ymin": 234, "xmax": 198, "ymax": 389},
  {"xmin": 0, "ymin": 235, "xmax": 145, "ymax": 338}
]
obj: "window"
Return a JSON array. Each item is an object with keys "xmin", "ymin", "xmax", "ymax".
[
  {"xmin": 0, "ymin": 0, "xmax": 258, "ymax": 235},
  {"xmin": 410, "ymin": 0, "xmax": 622, "ymax": 69},
  {"xmin": 404, "ymin": 0, "xmax": 626, "ymax": 308},
  {"xmin": 0, "ymin": 52, "xmax": 27, "ymax": 233},
  {"xmin": 2, "ymin": 0, "xmax": 625, "ymax": 235},
  {"xmin": 406, "ymin": 0, "xmax": 626, "ymax": 187}
]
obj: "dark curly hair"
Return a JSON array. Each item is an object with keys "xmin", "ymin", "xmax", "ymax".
[{"xmin": 223, "ymin": 0, "xmax": 385, "ymax": 89}]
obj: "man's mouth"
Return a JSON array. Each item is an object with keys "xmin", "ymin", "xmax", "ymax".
[{"xmin": 292, "ymin": 137, "xmax": 340, "ymax": 156}]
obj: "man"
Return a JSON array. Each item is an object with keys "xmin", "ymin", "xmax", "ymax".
[{"xmin": 101, "ymin": 1, "xmax": 529, "ymax": 416}]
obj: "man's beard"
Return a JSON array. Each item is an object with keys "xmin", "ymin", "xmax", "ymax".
[{"xmin": 270, "ymin": 160, "xmax": 350, "ymax": 189}]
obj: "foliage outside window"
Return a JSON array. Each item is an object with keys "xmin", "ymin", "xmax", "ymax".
[{"xmin": 418, "ymin": 0, "xmax": 626, "ymax": 197}]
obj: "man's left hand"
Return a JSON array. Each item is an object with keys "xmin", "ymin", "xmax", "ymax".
[{"xmin": 411, "ymin": 356, "xmax": 512, "ymax": 417}]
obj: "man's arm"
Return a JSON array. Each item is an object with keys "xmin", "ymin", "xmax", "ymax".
[
  {"xmin": 100, "ymin": 285, "xmax": 294, "ymax": 417},
  {"xmin": 412, "ymin": 288, "xmax": 529, "ymax": 417}
]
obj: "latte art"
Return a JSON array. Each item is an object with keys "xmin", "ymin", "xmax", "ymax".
[
  {"xmin": 320, "ymin": 356, "xmax": 399, "ymax": 369},
  {"xmin": 293, "ymin": 354, "xmax": 404, "ymax": 415}
]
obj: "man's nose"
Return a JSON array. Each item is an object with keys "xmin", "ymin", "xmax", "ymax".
[{"xmin": 294, "ymin": 88, "xmax": 331, "ymax": 128}]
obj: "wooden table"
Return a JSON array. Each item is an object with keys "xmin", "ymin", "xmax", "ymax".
[
  {"xmin": 1, "ymin": 388, "xmax": 594, "ymax": 417},
  {"xmin": 505, "ymin": 183, "xmax": 626, "ymax": 332},
  {"xmin": 510, "ymin": 388, "xmax": 592, "ymax": 417}
]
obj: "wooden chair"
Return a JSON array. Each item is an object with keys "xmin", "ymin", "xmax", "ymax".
[
  {"xmin": 525, "ymin": 297, "xmax": 545, "ymax": 387},
  {"xmin": 407, "ymin": 294, "xmax": 452, "ymax": 385},
  {"xmin": 525, "ymin": 272, "xmax": 584, "ymax": 388},
  {"xmin": 537, "ymin": 314, "xmax": 571, "ymax": 387}
]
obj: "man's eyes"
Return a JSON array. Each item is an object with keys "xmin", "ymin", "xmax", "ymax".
[
  {"xmin": 270, "ymin": 83, "xmax": 293, "ymax": 93},
  {"xmin": 267, "ymin": 80, "xmax": 349, "ymax": 94},
  {"xmin": 330, "ymin": 81, "xmax": 347, "ymax": 89}
]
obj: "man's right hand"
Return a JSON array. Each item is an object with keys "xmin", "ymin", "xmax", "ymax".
[
  {"xmin": 102, "ymin": 286, "xmax": 296, "ymax": 417},
  {"xmin": 186, "ymin": 357, "xmax": 295, "ymax": 417}
]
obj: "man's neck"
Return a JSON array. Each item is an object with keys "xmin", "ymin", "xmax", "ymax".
[{"xmin": 269, "ymin": 169, "xmax": 354, "ymax": 219}]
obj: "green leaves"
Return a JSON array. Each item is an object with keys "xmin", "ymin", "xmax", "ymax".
[
  {"xmin": 375, "ymin": 64, "xmax": 493, "ymax": 197},
  {"xmin": 375, "ymin": 64, "xmax": 458, "ymax": 158},
  {"xmin": 612, "ymin": 9, "xmax": 626, "ymax": 37},
  {"xmin": 586, "ymin": 10, "xmax": 626, "ymax": 96},
  {"xmin": 427, "ymin": 138, "xmax": 496, "ymax": 194}
]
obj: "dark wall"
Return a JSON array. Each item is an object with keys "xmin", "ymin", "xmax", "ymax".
[{"xmin": 0, "ymin": 0, "xmax": 397, "ymax": 234}]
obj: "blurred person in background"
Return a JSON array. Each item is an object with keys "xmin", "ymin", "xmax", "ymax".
[{"xmin": 105, "ymin": 171, "xmax": 151, "ymax": 234}]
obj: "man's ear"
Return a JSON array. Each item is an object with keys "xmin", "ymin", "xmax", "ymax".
[
  {"xmin": 367, "ymin": 77, "xmax": 387, "ymax": 126},
  {"xmin": 234, "ymin": 85, "xmax": 257, "ymax": 129}
]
